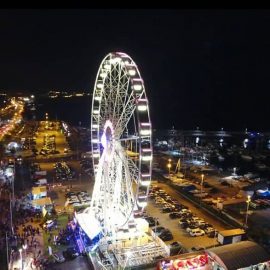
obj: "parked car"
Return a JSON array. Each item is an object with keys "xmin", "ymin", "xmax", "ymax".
[
  {"xmin": 159, "ymin": 230, "xmax": 173, "ymax": 241},
  {"xmin": 189, "ymin": 228, "xmax": 205, "ymax": 237},
  {"xmin": 63, "ymin": 247, "xmax": 79, "ymax": 260},
  {"xmin": 153, "ymin": 226, "xmax": 166, "ymax": 236},
  {"xmin": 186, "ymin": 225, "xmax": 199, "ymax": 233},
  {"xmin": 207, "ymin": 230, "xmax": 217, "ymax": 238},
  {"xmin": 180, "ymin": 222, "xmax": 189, "ymax": 229},
  {"xmin": 52, "ymin": 253, "xmax": 65, "ymax": 263},
  {"xmin": 191, "ymin": 246, "xmax": 205, "ymax": 252},
  {"xmin": 159, "ymin": 233, "xmax": 173, "ymax": 241},
  {"xmin": 169, "ymin": 241, "xmax": 183, "ymax": 256},
  {"xmin": 43, "ymin": 220, "xmax": 56, "ymax": 230},
  {"xmin": 162, "ymin": 207, "xmax": 174, "ymax": 213},
  {"xmin": 145, "ymin": 217, "xmax": 159, "ymax": 227},
  {"xmin": 204, "ymin": 227, "xmax": 215, "ymax": 234},
  {"xmin": 169, "ymin": 212, "xmax": 182, "ymax": 219}
]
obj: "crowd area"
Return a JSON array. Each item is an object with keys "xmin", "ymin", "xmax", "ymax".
[{"xmin": 0, "ymin": 181, "xmax": 12, "ymax": 250}]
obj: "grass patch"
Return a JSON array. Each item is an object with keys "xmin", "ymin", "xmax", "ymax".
[{"xmin": 42, "ymin": 214, "xmax": 69, "ymax": 257}]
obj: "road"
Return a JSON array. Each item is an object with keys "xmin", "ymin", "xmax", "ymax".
[{"xmin": 36, "ymin": 121, "xmax": 70, "ymax": 156}]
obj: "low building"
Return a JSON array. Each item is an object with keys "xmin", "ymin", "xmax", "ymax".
[
  {"xmin": 156, "ymin": 241, "xmax": 270, "ymax": 270},
  {"xmin": 32, "ymin": 186, "xmax": 47, "ymax": 200},
  {"xmin": 217, "ymin": 229, "xmax": 246, "ymax": 245},
  {"xmin": 208, "ymin": 241, "xmax": 270, "ymax": 270}
]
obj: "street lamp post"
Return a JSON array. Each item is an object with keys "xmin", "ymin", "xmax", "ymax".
[
  {"xmin": 200, "ymin": 174, "xmax": 204, "ymax": 206},
  {"xmin": 245, "ymin": 195, "xmax": 251, "ymax": 228}
]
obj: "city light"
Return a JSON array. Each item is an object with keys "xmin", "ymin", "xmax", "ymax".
[{"xmin": 245, "ymin": 195, "xmax": 251, "ymax": 228}]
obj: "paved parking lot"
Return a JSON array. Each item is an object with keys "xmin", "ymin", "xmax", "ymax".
[{"xmin": 145, "ymin": 181, "xmax": 231, "ymax": 250}]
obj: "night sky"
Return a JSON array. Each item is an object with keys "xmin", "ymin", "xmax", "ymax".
[{"xmin": 0, "ymin": 9, "xmax": 270, "ymax": 131}]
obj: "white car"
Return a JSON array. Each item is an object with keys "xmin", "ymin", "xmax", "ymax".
[
  {"xmin": 189, "ymin": 228, "xmax": 205, "ymax": 237},
  {"xmin": 186, "ymin": 226, "xmax": 196, "ymax": 233},
  {"xmin": 155, "ymin": 199, "xmax": 165, "ymax": 204},
  {"xmin": 191, "ymin": 217, "xmax": 204, "ymax": 223},
  {"xmin": 180, "ymin": 209, "xmax": 191, "ymax": 214},
  {"xmin": 195, "ymin": 220, "xmax": 206, "ymax": 226},
  {"xmin": 43, "ymin": 220, "xmax": 56, "ymax": 229},
  {"xmin": 71, "ymin": 202, "xmax": 82, "ymax": 207},
  {"xmin": 204, "ymin": 227, "xmax": 215, "ymax": 234},
  {"xmin": 52, "ymin": 253, "xmax": 65, "ymax": 263},
  {"xmin": 69, "ymin": 195, "xmax": 79, "ymax": 200}
]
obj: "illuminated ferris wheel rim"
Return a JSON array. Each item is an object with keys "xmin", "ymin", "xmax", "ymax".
[{"xmin": 90, "ymin": 52, "xmax": 152, "ymax": 218}]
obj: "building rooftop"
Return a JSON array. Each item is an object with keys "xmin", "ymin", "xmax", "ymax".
[
  {"xmin": 218, "ymin": 229, "xmax": 246, "ymax": 237},
  {"xmin": 32, "ymin": 197, "xmax": 52, "ymax": 206},
  {"xmin": 208, "ymin": 241, "xmax": 270, "ymax": 270},
  {"xmin": 32, "ymin": 186, "xmax": 47, "ymax": 195}
]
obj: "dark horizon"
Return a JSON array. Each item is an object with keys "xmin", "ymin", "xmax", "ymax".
[{"xmin": 1, "ymin": 9, "xmax": 270, "ymax": 131}]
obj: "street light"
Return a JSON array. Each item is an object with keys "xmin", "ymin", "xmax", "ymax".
[
  {"xmin": 167, "ymin": 163, "xmax": 172, "ymax": 176},
  {"xmin": 245, "ymin": 195, "xmax": 251, "ymax": 228},
  {"xmin": 167, "ymin": 159, "xmax": 172, "ymax": 175},
  {"xmin": 45, "ymin": 113, "xmax": 49, "ymax": 129},
  {"xmin": 200, "ymin": 174, "xmax": 204, "ymax": 206}
]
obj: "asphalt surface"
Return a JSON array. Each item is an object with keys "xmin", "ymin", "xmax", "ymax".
[{"xmin": 145, "ymin": 181, "xmax": 231, "ymax": 251}]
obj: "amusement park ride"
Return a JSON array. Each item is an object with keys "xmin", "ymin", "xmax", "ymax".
[{"xmin": 75, "ymin": 52, "xmax": 168, "ymax": 269}]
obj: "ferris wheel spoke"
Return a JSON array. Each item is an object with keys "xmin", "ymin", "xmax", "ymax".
[
  {"xmin": 114, "ymin": 90, "xmax": 139, "ymax": 138},
  {"xmin": 126, "ymin": 155, "xmax": 140, "ymax": 184},
  {"xmin": 112, "ymin": 68, "xmax": 130, "ymax": 127}
]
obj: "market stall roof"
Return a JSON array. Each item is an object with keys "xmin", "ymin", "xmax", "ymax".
[
  {"xmin": 32, "ymin": 186, "xmax": 47, "ymax": 195},
  {"xmin": 32, "ymin": 197, "xmax": 52, "ymax": 206},
  {"xmin": 208, "ymin": 241, "xmax": 270, "ymax": 270}
]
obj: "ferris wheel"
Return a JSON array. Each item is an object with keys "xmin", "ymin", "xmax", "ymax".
[{"xmin": 90, "ymin": 52, "xmax": 152, "ymax": 237}]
